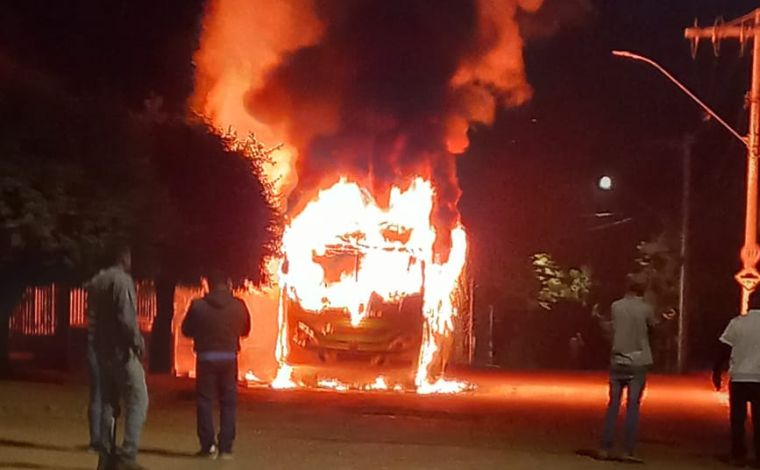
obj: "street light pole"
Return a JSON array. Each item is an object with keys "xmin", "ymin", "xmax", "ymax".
[
  {"xmin": 685, "ymin": 10, "xmax": 760, "ymax": 314},
  {"xmin": 611, "ymin": 52, "xmax": 746, "ymax": 372}
]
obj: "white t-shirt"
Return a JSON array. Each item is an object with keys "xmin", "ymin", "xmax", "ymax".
[{"xmin": 720, "ymin": 310, "xmax": 760, "ymax": 382}]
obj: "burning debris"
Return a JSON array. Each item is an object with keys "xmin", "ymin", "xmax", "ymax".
[{"xmin": 185, "ymin": 0, "xmax": 543, "ymax": 393}]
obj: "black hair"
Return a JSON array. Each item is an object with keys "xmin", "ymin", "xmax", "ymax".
[
  {"xmin": 626, "ymin": 278, "xmax": 646, "ymax": 297},
  {"xmin": 109, "ymin": 240, "xmax": 131, "ymax": 265},
  {"xmin": 749, "ymin": 292, "xmax": 760, "ymax": 311},
  {"xmin": 207, "ymin": 269, "xmax": 229, "ymax": 289}
]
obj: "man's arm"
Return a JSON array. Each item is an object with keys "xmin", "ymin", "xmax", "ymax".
[
  {"xmin": 85, "ymin": 283, "xmax": 96, "ymax": 345},
  {"xmin": 714, "ymin": 320, "xmax": 736, "ymax": 390},
  {"xmin": 596, "ymin": 304, "xmax": 613, "ymax": 342},
  {"xmin": 114, "ymin": 276, "xmax": 144, "ymax": 357},
  {"xmin": 713, "ymin": 340, "xmax": 732, "ymax": 391},
  {"xmin": 239, "ymin": 301, "xmax": 251, "ymax": 338},
  {"xmin": 646, "ymin": 304, "xmax": 661, "ymax": 328},
  {"xmin": 181, "ymin": 301, "xmax": 197, "ymax": 338}
]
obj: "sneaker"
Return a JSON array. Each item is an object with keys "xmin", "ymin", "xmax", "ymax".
[
  {"xmin": 113, "ymin": 460, "xmax": 147, "ymax": 470},
  {"xmin": 195, "ymin": 444, "xmax": 218, "ymax": 459},
  {"xmin": 621, "ymin": 454, "xmax": 644, "ymax": 464},
  {"xmin": 218, "ymin": 452, "xmax": 234, "ymax": 461},
  {"xmin": 595, "ymin": 449, "xmax": 611, "ymax": 461}
]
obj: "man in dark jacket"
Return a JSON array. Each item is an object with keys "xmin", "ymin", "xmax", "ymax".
[{"xmin": 182, "ymin": 270, "xmax": 251, "ymax": 459}]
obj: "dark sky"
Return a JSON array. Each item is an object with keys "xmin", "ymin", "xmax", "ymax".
[
  {"xmin": 1, "ymin": 0, "xmax": 758, "ymax": 364},
  {"xmin": 461, "ymin": 0, "xmax": 759, "ymax": 363}
]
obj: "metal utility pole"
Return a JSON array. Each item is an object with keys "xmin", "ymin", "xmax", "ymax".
[{"xmin": 686, "ymin": 10, "xmax": 760, "ymax": 314}]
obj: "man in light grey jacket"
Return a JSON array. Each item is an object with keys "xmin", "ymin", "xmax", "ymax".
[
  {"xmin": 87, "ymin": 245, "xmax": 148, "ymax": 470},
  {"xmin": 597, "ymin": 279, "xmax": 658, "ymax": 462}
]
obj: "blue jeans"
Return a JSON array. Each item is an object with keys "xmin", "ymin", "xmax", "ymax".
[
  {"xmin": 601, "ymin": 365, "xmax": 647, "ymax": 454},
  {"xmin": 98, "ymin": 353, "xmax": 148, "ymax": 463},
  {"xmin": 196, "ymin": 358, "xmax": 238, "ymax": 453},
  {"xmin": 87, "ymin": 345, "xmax": 101, "ymax": 448}
]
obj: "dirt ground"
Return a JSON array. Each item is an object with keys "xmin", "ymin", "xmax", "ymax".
[{"xmin": 0, "ymin": 369, "xmax": 740, "ymax": 469}]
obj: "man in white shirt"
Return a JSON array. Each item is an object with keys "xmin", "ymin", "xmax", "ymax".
[{"xmin": 713, "ymin": 293, "xmax": 760, "ymax": 467}]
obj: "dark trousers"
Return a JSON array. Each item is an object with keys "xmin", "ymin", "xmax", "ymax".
[
  {"xmin": 729, "ymin": 381, "xmax": 760, "ymax": 460},
  {"xmin": 196, "ymin": 359, "xmax": 238, "ymax": 453}
]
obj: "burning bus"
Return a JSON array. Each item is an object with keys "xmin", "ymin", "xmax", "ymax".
[
  {"xmin": 172, "ymin": 0, "xmax": 540, "ymax": 393},
  {"xmin": 174, "ymin": 178, "xmax": 471, "ymax": 393}
]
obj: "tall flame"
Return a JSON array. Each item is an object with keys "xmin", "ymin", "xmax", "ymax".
[{"xmin": 192, "ymin": 0, "xmax": 542, "ymax": 392}]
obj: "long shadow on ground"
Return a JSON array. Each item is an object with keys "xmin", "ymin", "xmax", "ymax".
[
  {"xmin": 0, "ymin": 462, "xmax": 90, "ymax": 470},
  {"xmin": 0, "ymin": 438, "xmax": 196, "ymax": 458}
]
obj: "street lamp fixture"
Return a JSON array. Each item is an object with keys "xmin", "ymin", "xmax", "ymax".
[
  {"xmin": 612, "ymin": 50, "xmax": 748, "ymax": 148},
  {"xmin": 598, "ymin": 175, "xmax": 614, "ymax": 191}
]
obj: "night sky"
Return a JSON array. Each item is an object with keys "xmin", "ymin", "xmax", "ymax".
[
  {"xmin": 461, "ymin": 0, "xmax": 759, "ymax": 364},
  {"xmin": 1, "ymin": 0, "xmax": 758, "ymax": 365}
]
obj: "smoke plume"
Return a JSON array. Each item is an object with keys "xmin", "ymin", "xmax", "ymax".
[{"xmin": 193, "ymin": 0, "xmax": 543, "ymax": 257}]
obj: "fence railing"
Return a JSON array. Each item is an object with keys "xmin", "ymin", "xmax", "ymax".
[
  {"xmin": 9, "ymin": 285, "xmax": 58, "ymax": 336},
  {"xmin": 10, "ymin": 282, "xmax": 157, "ymax": 337}
]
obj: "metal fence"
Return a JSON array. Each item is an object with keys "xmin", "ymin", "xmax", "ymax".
[
  {"xmin": 10, "ymin": 282, "xmax": 157, "ymax": 337},
  {"xmin": 69, "ymin": 287, "xmax": 87, "ymax": 328},
  {"xmin": 9, "ymin": 285, "xmax": 58, "ymax": 336}
]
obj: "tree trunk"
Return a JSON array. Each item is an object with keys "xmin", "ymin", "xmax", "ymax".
[
  {"xmin": 0, "ymin": 281, "xmax": 27, "ymax": 378},
  {"xmin": 54, "ymin": 283, "xmax": 71, "ymax": 371},
  {"xmin": 149, "ymin": 279, "xmax": 176, "ymax": 373}
]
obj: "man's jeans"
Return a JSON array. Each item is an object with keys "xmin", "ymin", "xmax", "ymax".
[
  {"xmin": 729, "ymin": 381, "xmax": 760, "ymax": 460},
  {"xmin": 87, "ymin": 345, "xmax": 101, "ymax": 448},
  {"xmin": 196, "ymin": 358, "xmax": 238, "ymax": 453},
  {"xmin": 98, "ymin": 353, "xmax": 148, "ymax": 463},
  {"xmin": 601, "ymin": 365, "xmax": 647, "ymax": 454}
]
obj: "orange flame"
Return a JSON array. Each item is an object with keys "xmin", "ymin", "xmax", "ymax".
[
  {"xmin": 193, "ymin": 0, "xmax": 543, "ymax": 394},
  {"xmin": 280, "ymin": 177, "xmax": 467, "ymax": 391}
]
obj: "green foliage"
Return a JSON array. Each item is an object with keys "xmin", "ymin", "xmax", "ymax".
[
  {"xmin": 532, "ymin": 253, "xmax": 592, "ymax": 310},
  {"xmin": 0, "ymin": 68, "xmax": 279, "ymax": 287},
  {"xmin": 146, "ymin": 118, "xmax": 279, "ymax": 285},
  {"xmin": 629, "ymin": 232, "xmax": 680, "ymax": 315},
  {"xmin": 0, "ymin": 73, "xmax": 146, "ymax": 283}
]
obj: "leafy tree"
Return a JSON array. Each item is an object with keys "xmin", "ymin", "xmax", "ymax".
[
  {"xmin": 0, "ymin": 67, "xmax": 279, "ymax": 375},
  {"xmin": 629, "ymin": 232, "xmax": 680, "ymax": 315},
  {"xmin": 532, "ymin": 253, "xmax": 592, "ymax": 310},
  {"xmin": 628, "ymin": 231, "xmax": 680, "ymax": 370},
  {"xmin": 145, "ymin": 118, "xmax": 279, "ymax": 372},
  {"xmin": 0, "ymin": 68, "xmax": 157, "ymax": 375}
]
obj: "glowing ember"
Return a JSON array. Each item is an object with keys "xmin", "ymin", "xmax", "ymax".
[
  {"xmin": 271, "ymin": 364, "xmax": 297, "ymax": 390},
  {"xmin": 366, "ymin": 376, "xmax": 389, "ymax": 391},
  {"xmin": 317, "ymin": 378, "xmax": 350, "ymax": 392},
  {"xmin": 416, "ymin": 378, "xmax": 469, "ymax": 395}
]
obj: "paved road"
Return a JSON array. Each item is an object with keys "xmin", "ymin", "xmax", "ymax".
[{"xmin": 0, "ymin": 369, "xmax": 734, "ymax": 469}]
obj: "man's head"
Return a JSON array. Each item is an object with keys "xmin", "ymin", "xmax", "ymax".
[
  {"xmin": 625, "ymin": 278, "xmax": 646, "ymax": 297},
  {"xmin": 112, "ymin": 243, "xmax": 132, "ymax": 273},
  {"xmin": 748, "ymin": 292, "xmax": 760, "ymax": 311},
  {"xmin": 207, "ymin": 269, "xmax": 230, "ymax": 291}
]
